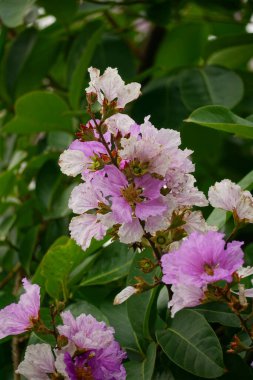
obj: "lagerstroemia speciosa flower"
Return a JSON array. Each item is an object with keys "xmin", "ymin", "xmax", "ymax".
[
  {"xmin": 59, "ymin": 66, "xmax": 208, "ymax": 250},
  {"xmin": 0, "ymin": 278, "xmax": 40, "ymax": 339}
]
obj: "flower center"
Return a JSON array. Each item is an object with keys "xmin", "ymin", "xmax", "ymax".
[
  {"xmin": 76, "ymin": 366, "xmax": 94, "ymax": 380},
  {"xmin": 121, "ymin": 184, "xmax": 143, "ymax": 204},
  {"xmin": 203, "ymin": 263, "xmax": 219, "ymax": 276}
]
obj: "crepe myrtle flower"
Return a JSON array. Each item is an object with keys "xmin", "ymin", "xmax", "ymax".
[
  {"xmin": 95, "ymin": 165, "xmax": 167, "ymax": 224},
  {"xmin": 161, "ymin": 231, "xmax": 244, "ymax": 287},
  {"xmin": 208, "ymin": 179, "xmax": 253, "ymax": 223},
  {"xmin": 58, "ymin": 311, "xmax": 127, "ymax": 380},
  {"xmin": 0, "ymin": 278, "xmax": 40, "ymax": 339},
  {"xmin": 168, "ymin": 284, "xmax": 206, "ymax": 318},
  {"xmin": 86, "ymin": 67, "xmax": 141, "ymax": 109}
]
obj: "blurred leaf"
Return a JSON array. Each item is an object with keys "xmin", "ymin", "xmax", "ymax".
[
  {"xmin": 0, "ymin": 0, "xmax": 35, "ymax": 27},
  {"xmin": 4, "ymin": 91, "xmax": 72, "ymax": 134},
  {"xmin": 19, "ymin": 225, "xmax": 39, "ymax": 274},
  {"xmin": 156, "ymin": 309, "xmax": 224, "ymax": 378},
  {"xmin": 80, "ymin": 242, "xmax": 133, "ymax": 286},
  {"xmin": 155, "ymin": 23, "xmax": 209, "ymax": 75},
  {"xmin": 66, "ymin": 300, "xmax": 109, "ymax": 323},
  {"xmin": 101, "ymin": 299, "xmax": 138, "ymax": 352},
  {"xmin": 205, "ymin": 34, "xmax": 253, "ymax": 69},
  {"xmin": 127, "ymin": 248, "xmax": 161, "ymax": 352},
  {"xmin": 38, "ymin": 0, "xmax": 77, "ymax": 24},
  {"xmin": 193, "ymin": 302, "xmax": 240, "ymax": 327},
  {"xmin": 125, "ymin": 342, "xmax": 157, "ymax": 380},
  {"xmin": 0, "ymin": 170, "xmax": 15, "ymax": 198},
  {"xmin": 33, "ymin": 236, "xmax": 85, "ymax": 299},
  {"xmin": 69, "ymin": 25, "xmax": 103, "ymax": 109},
  {"xmin": 186, "ymin": 105, "xmax": 253, "ymax": 139},
  {"xmin": 0, "ymin": 214, "xmax": 16, "ymax": 241},
  {"xmin": 180, "ymin": 66, "xmax": 244, "ymax": 110}
]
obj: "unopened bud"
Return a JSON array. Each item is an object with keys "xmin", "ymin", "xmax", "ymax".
[
  {"xmin": 113, "ymin": 286, "xmax": 138, "ymax": 305},
  {"xmin": 238, "ymin": 284, "xmax": 248, "ymax": 307},
  {"xmin": 57, "ymin": 335, "xmax": 68, "ymax": 348},
  {"xmin": 86, "ymin": 92, "xmax": 97, "ymax": 105},
  {"xmin": 138, "ymin": 258, "xmax": 156, "ymax": 273}
]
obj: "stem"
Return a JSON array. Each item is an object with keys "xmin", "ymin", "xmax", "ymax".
[
  {"xmin": 226, "ymin": 225, "xmax": 239, "ymax": 244},
  {"xmin": 236, "ymin": 313, "xmax": 253, "ymax": 343},
  {"xmin": 0, "ymin": 263, "xmax": 21, "ymax": 289},
  {"xmin": 12, "ymin": 337, "xmax": 20, "ymax": 380},
  {"xmin": 93, "ymin": 118, "xmax": 118, "ymax": 167}
]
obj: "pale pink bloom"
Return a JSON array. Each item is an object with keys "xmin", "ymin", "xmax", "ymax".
[
  {"xmin": 118, "ymin": 218, "xmax": 144, "ymax": 244},
  {"xmin": 208, "ymin": 179, "xmax": 253, "ymax": 222},
  {"xmin": 144, "ymin": 215, "xmax": 170, "ymax": 234},
  {"xmin": 86, "ymin": 67, "xmax": 141, "ymax": 108},
  {"xmin": 167, "ymin": 174, "xmax": 208, "ymax": 208},
  {"xmin": 168, "ymin": 284, "xmax": 205, "ymax": 317},
  {"xmin": 68, "ymin": 180, "xmax": 107, "ymax": 215},
  {"xmin": 59, "ymin": 149, "xmax": 85, "ymax": 177},
  {"xmin": 69, "ymin": 214, "xmax": 107, "ymax": 251},
  {"xmin": 182, "ymin": 210, "xmax": 215, "ymax": 234},
  {"xmin": 0, "ymin": 278, "xmax": 40, "ymax": 339},
  {"xmin": 114, "ymin": 286, "xmax": 138, "ymax": 305},
  {"xmin": 58, "ymin": 311, "xmax": 114, "ymax": 350},
  {"xmin": 105, "ymin": 113, "xmax": 135, "ymax": 136},
  {"xmin": 16, "ymin": 344, "xmax": 56, "ymax": 379}
]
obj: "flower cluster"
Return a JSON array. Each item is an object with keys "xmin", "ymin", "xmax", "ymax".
[
  {"xmin": 59, "ymin": 67, "xmax": 209, "ymax": 251},
  {"xmin": 0, "ymin": 279, "xmax": 126, "ymax": 379}
]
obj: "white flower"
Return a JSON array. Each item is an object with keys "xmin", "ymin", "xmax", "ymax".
[
  {"xmin": 86, "ymin": 67, "xmax": 141, "ymax": 108},
  {"xmin": 168, "ymin": 284, "xmax": 205, "ymax": 317},
  {"xmin": 59, "ymin": 149, "xmax": 85, "ymax": 177},
  {"xmin": 105, "ymin": 113, "xmax": 135, "ymax": 136},
  {"xmin": 16, "ymin": 344, "xmax": 56, "ymax": 379},
  {"xmin": 114, "ymin": 286, "xmax": 138, "ymax": 305},
  {"xmin": 183, "ymin": 210, "xmax": 216, "ymax": 234},
  {"xmin": 208, "ymin": 179, "xmax": 253, "ymax": 222},
  {"xmin": 237, "ymin": 266, "xmax": 253, "ymax": 278}
]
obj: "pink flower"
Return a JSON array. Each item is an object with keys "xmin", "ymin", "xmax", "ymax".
[
  {"xmin": 96, "ymin": 165, "xmax": 167, "ymax": 223},
  {"xmin": 161, "ymin": 231, "xmax": 244, "ymax": 287},
  {"xmin": 86, "ymin": 67, "xmax": 141, "ymax": 108},
  {"xmin": 105, "ymin": 113, "xmax": 136, "ymax": 136},
  {"xmin": 0, "ymin": 278, "xmax": 40, "ymax": 339},
  {"xmin": 208, "ymin": 179, "xmax": 253, "ymax": 223}
]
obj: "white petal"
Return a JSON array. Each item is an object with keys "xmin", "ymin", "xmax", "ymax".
[
  {"xmin": 68, "ymin": 182, "xmax": 98, "ymax": 214},
  {"xmin": 208, "ymin": 179, "xmax": 241, "ymax": 211},
  {"xmin": 105, "ymin": 113, "xmax": 135, "ymax": 136},
  {"xmin": 117, "ymin": 82, "xmax": 141, "ymax": 108},
  {"xmin": 59, "ymin": 149, "xmax": 85, "ymax": 177},
  {"xmin": 113, "ymin": 286, "xmax": 137, "ymax": 305},
  {"xmin": 118, "ymin": 219, "xmax": 144, "ymax": 244}
]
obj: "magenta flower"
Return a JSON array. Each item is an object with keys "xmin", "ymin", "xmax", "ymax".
[
  {"xmin": 95, "ymin": 165, "xmax": 167, "ymax": 224},
  {"xmin": 0, "ymin": 278, "xmax": 40, "ymax": 339},
  {"xmin": 161, "ymin": 231, "xmax": 244, "ymax": 287},
  {"xmin": 58, "ymin": 311, "xmax": 126, "ymax": 380}
]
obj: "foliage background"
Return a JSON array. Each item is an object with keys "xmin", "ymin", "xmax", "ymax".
[{"xmin": 1, "ymin": 0, "xmax": 253, "ymax": 378}]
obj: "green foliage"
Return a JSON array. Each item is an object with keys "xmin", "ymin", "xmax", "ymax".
[{"xmin": 1, "ymin": 0, "xmax": 253, "ymax": 378}]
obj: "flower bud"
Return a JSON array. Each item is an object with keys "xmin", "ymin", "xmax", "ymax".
[{"xmin": 113, "ymin": 286, "xmax": 138, "ymax": 305}]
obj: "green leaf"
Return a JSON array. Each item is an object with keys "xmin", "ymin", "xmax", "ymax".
[
  {"xmin": 156, "ymin": 309, "xmax": 224, "ymax": 378},
  {"xmin": 155, "ymin": 23, "xmax": 209, "ymax": 75},
  {"xmin": 186, "ymin": 105, "xmax": 253, "ymax": 139},
  {"xmin": 66, "ymin": 300, "xmax": 109, "ymax": 324},
  {"xmin": 0, "ymin": 170, "xmax": 15, "ymax": 198},
  {"xmin": 0, "ymin": 214, "xmax": 16, "ymax": 241},
  {"xmin": 69, "ymin": 25, "xmax": 103, "ymax": 109},
  {"xmin": 127, "ymin": 249, "xmax": 160, "ymax": 352},
  {"xmin": 19, "ymin": 225, "xmax": 39, "ymax": 274},
  {"xmin": 180, "ymin": 66, "xmax": 244, "ymax": 111},
  {"xmin": 80, "ymin": 242, "xmax": 133, "ymax": 286},
  {"xmin": 4, "ymin": 91, "xmax": 72, "ymax": 134},
  {"xmin": 125, "ymin": 342, "xmax": 157, "ymax": 380},
  {"xmin": 33, "ymin": 237, "xmax": 85, "ymax": 299},
  {"xmin": 193, "ymin": 302, "xmax": 240, "ymax": 328},
  {"xmin": 38, "ymin": 0, "xmax": 78, "ymax": 24},
  {"xmin": 205, "ymin": 34, "xmax": 253, "ymax": 69},
  {"xmin": 0, "ymin": 0, "xmax": 35, "ymax": 27}
]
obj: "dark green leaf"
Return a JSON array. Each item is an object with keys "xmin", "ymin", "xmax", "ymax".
[
  {"xmin": 0, "ymin": 0, "xmax": 35, "ymax": 27},
  {"xmin": 156, "ymin": 309, "xmax": 224, "ymax": 378}
]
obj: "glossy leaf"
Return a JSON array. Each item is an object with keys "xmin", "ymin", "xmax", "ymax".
[
  {"xmin": 0, "ymin": 0, "xmax": 35, "ymax": 27},
  {"xmin": 156, "ymin": 309, "xmax": 224, "ymax": 378},
  {"xmin": 80, "ymin": 242, "xmax": 133, "ymax": 286},
  {"xmin": 186, "ymin": 105, "xmax": 253, "ymax": 139},
  {"xmin": 180, "ymin": 66, "xmax": 244, "ymax": 110}
]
